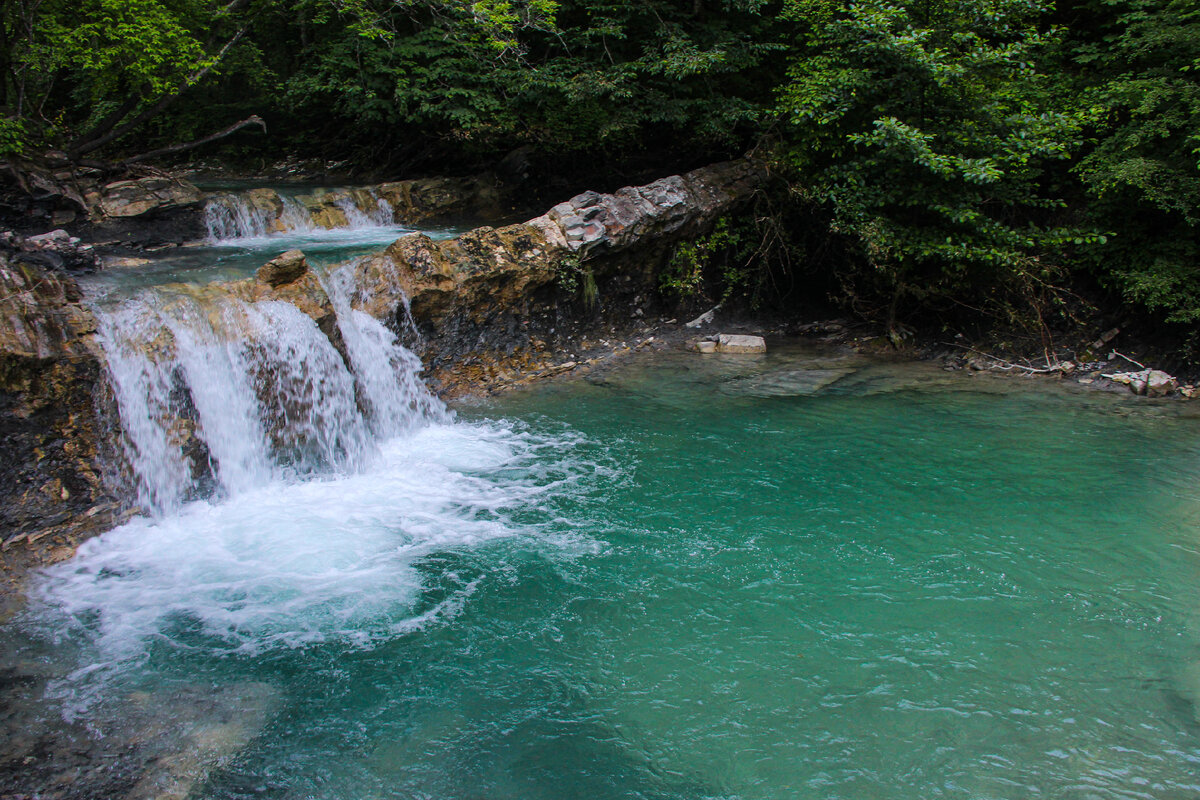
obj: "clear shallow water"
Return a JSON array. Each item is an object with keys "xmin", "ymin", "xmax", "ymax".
[
  {"xmin": 85, "ymin": 223, "xmax": 465, "ymax": 291},
  {"xmin": 7, "ymin": 348, "xmax": 1200, "ymax": 798}
]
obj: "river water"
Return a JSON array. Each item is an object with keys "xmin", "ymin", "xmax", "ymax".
[{"xmin": 3, "ymin": 198, "xmax": 1200, "ymax": 799}]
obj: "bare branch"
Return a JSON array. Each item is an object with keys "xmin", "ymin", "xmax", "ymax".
[{"xmin": 121, "ymin": 115, "xmax": 266, "ymax": 164}]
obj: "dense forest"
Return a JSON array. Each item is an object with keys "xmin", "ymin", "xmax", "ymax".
[{"xmin": 1, "ymin": 0, "xmax": 1198, "ymax": 353}]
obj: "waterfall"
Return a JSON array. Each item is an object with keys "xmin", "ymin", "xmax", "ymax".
[
  {"xmin": 204, "ymin": 189, "xmax": 399, "ymax": 243},
  {"xmin": 93, "ymin": 258, "xmax": 448, "ymax": 514}
]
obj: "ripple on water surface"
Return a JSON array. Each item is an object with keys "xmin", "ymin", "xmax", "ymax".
[{"xmin": 6, "ymin": 346, "xmax": 1200, "ymax": 800}]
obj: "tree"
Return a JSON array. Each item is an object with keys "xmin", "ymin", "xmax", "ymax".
[
  {"xmin": 774, "ymin": 0, "xmax": 1093, "ymax": 329},
  {"xmin": 1061, "ymin": 0, "xmax": 1200, "ymax": 329}
]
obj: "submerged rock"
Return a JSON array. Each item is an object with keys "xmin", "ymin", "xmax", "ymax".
[{"xmin": 124, "ymin": 682, "xmax": 281, "ymax": 800}]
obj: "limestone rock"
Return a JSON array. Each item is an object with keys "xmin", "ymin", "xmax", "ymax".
[
  {"xmin": 0, "ymin": 254, "xmax": 112, "ymax": 563},
  {"xmin": 542, "ymin": 160, "xmax": 765, "ymax": 257},
  {"xmin": 98, "ymin": 176, "xmax": 203, "ymax": 218},
  {"xmin": 1, "ymin": 228, "xmax": 99, "ymax": 272},
  {"xmin": 716, "ymin": 334, "xmax": 766, "ymax": 354},
  {"xmin": 1103, "ymin": 368, "xmax": 1177, "ymax": 396},
  {"xmin": 256, "ymin": 249, "xmax": 309, "ymax": 287},
  {"xmin": 696, "ymin": 340, "xmax": 718, "ymax": 354},
  {"xmin": 1146, "ymin": 369, "xmax": 1177, "ymax": 397}
]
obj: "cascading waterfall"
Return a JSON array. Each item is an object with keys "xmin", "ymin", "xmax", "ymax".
[
  {"xmin": 93, "ymin": 259, "xmax": 448, "ymax": 513},
  {"xmin": 22, "ymin": 245, "xmax": 596, "ymax": 722},
  {"xmin": 202, "ymin": 193, "xmax": 312, "ymax": 241},
  {"xmin": 204, "ymin": 189, "xmax": 400, "ymax": 243}
]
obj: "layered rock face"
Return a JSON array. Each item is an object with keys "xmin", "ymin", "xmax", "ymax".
[
  {"xmin": 0, "ymin": 166, "xmax": 210, "ymax": 246},
  {"xmin": 344, "ymin": 159, "xmax": 766, "ymax": 394},
  {"xmin": 0, "ymin": 256, "xmax": 114, "ymax": 569}
]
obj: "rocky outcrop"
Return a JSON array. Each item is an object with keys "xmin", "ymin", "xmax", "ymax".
[
  {"xmin": 91, "ymin": 176, "xmax": 204, "ymax": 219},
  {"xmin": 1, "ymin": 228, "xmax": 101, "ymax": 273},
  {"xmin": 543, "ymin": 160, "xmax": 763, "ymax": 256},
  {"xmin": 0, "ymin": 255, "xmax": 116, "ymax": 576},
  {"xmin": 344, "ymin": 159, "xmax": 766, "ymax": 393},
  {"xmin": 0, "ymin": 163, "xmax": 208, "ymax": 246}
]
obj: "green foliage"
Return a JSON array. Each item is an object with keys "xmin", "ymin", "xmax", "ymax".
[
  {"xmin": 0, "ymin": 0, "xmax": 1198, "ymax": 352},
  {"xmin": 1061, "ymin": 0, "xmax": 1200, "ymax": 326},
  {"xmin": 0, "ymin": 118, "xmax": 27, "ymax": 157},
  {"xmin": 774, "ymin": 0, "xmax": 1094, "ymax": 323},
  {"xmin": 662, "ymin": 217, "xmax": 763, "ymax": 303},
  {"xmin": 54, "ymin": 0, "xmax": 208, "ymax": 98},
  {"xmin": 555, "ymin": 253, "xmax": 598, "ymax": 308}
]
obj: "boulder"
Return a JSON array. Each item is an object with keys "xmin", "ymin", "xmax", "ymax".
[
  {"xmin": 716, "ymin": 334, "xmax": 767, "ymax": 354},
  {"xmin": 256, "ymin": 249, "xmax": 309, "ymax": 287},
  {"xmin": 1104, "ymin": 368, "xmax": 1177, "ymax": 397},
  {"xmin": 1146, "ymin": 369, "xmax": 1177, "ymax": 397},
  {"xmin": 1, "ymin": 228, "xmax": 99, "ymax": 272},
  {"xmin": 97, "ymin": 176, "xmax": 204, "ymax": 218}
]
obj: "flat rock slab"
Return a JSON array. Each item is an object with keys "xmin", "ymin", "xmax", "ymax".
[
  {"xmin": 716, "ymin": 334, "xmax": 766, "ymax": 354},
  {"xmin": 723, "ymin": 367, "xmax": 856, "ymax": 397}
]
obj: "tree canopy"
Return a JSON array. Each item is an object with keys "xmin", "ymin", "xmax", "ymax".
[{"xmin": 2, "ymin": 0, "xmax": 1199, "ymax": 349}]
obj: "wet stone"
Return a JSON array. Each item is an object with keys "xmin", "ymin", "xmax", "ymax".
[
  {"xmin": 256, "ymin": 249, "xmax": 308, "ymax": 287},
  {"xmin": 716, "ymin": 334, "xmax": 766, "ymax": 354}
]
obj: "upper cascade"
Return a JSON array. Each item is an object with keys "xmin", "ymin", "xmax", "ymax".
[
  {"xmin": 202, "ymin": 174, "xmax": 505, "ymax": 243},
  {"xmin": 204, "ymin": 187, "xmax": 400, "ymax": 242}
]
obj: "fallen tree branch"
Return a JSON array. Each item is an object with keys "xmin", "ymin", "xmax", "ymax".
[
  {"xmin": 122, "ymin": 115, "xmax": 266, "ymax": 164},
  {"xmin": 941, "ymin": 342, "xmax": 1069, "ymax": 374},
  {"xmin": 1109, "ymin": 350, "xmax": 1146, "ymax": 370}
]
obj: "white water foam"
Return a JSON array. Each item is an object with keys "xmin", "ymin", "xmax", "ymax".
[
  {"xmin": 29, "ymin": 420, "xmax": 599, "ymax": 717},
  {"xmin": 33, "ymin": 236, "xmax": 610, "ymax": 719},
  {"xmin": 204, "ymin": 193, "xmax": 318, "ymax": 242},
  {"xmin": 204, "ymin": 190, "xmax": 408, "ymax": 247}
]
